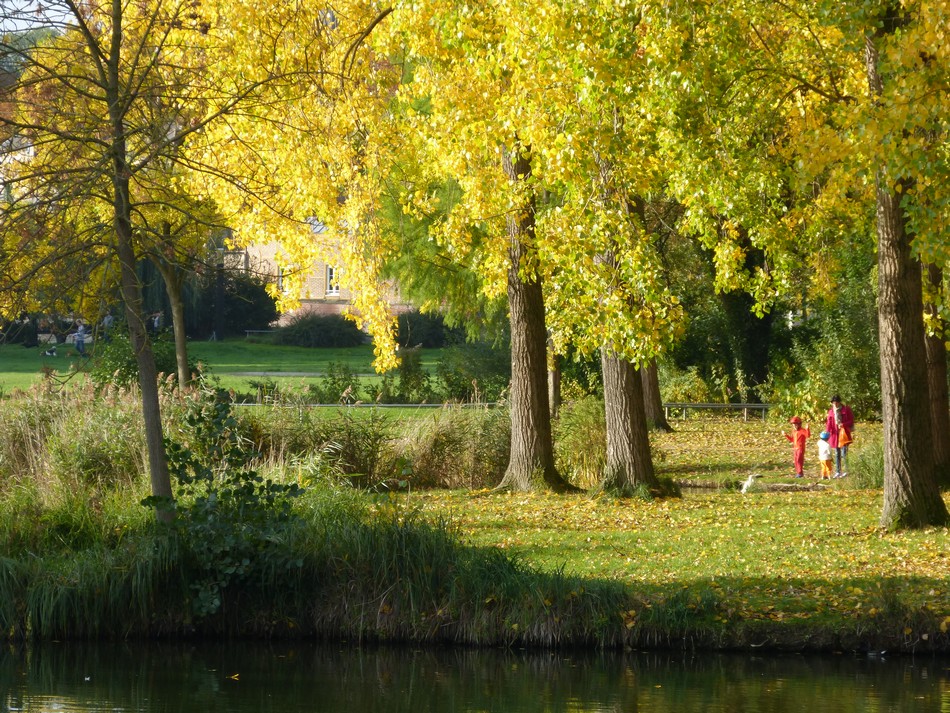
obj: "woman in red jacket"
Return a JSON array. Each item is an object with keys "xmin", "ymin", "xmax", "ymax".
[{"xmin": 825, "ymin": 394, "xmax": 855, "ymax": 478}]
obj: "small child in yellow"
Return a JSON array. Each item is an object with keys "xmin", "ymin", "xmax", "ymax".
[{"xmin": 817, "ymin": 431, "xmax": 834, "ymax": 479}]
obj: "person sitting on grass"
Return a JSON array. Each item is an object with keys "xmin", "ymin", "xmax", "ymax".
[{"xmin": 785, "ymin": 416, "xmax": 810, "ymax": 478}]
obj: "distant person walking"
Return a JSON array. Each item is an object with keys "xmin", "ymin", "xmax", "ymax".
[
  {"xmin": 74, "ymin": 319, "xmax": 87, "ymax": 357},
  {"xmin": 825, "ymin": 395, "xmax": 854, "ymax": 478},
  {"xmin": 100, "ymin": 311, "xmax": 115, "ymax": 341},
  {"xmin": 785, "ymin": 416, "xmax": 810, "ymax": 478}
]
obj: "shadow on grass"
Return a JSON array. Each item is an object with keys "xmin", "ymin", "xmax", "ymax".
[{"xmin": 628, "ymin": 574, "xmax": 949, "ymax": 652}]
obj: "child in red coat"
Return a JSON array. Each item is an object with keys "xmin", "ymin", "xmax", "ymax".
[{"xmin": 785, "ymin": 416, "xmax": 810, "ymax": 478}]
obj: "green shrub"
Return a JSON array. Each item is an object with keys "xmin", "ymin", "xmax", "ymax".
[
  {"xmin": 437, "ymin": 341, "xmax": 510, "ymax": 402},
  {"xmin": 271, "ymin": 313, "xmax": 365, "ymax": 348},
  {"xmin": 554, "ymin": 397, "xmax": 607, "ymax": 489},
  {"xmin": 395, "ymin": 347, "xmax": 436, "ymax": 403},
  {"xmin": 657, "ymin": 362, "xmax": 716, "ymax": 403},
  {"xmin": 364, "ymin": 372, "xmax": 398, "ymax": 404},
  {"xmin": 763, "ymin": 247, "xmax": 881, "ymax": 420},
  {"xmin": 194, "ymin": 271, "xmax": 278, "ymax": 339},
  {"xmin": 250, "ymin": 364, "xmax": 366, "ymax": 405},
  {"xmin": 88, "ymin": 331, "xmax": 184, "ymax": 390},
  {"xmin": 156, "ymin": 380, "xmax": 303, "ymax": 617},
  {"xmin": 397, "ymin": 310, "xmax": 460, "ymax": 348},
  {"xmin": 316, "ymin": 361, "xmax": 364, "ymax": 404},
  {"xmin": 363, "ymin": 349, "xmax": 438, "ymax": 404}
]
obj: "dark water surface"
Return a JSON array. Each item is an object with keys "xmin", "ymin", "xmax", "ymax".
[{"xmin": 1, "ymin": 642, "xmax": 947, "ymax": 712}]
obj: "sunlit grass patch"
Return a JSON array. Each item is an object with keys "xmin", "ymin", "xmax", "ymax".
[{"xmin": 407, "ymin": 487, "xmax": 950, "ymax": 633}]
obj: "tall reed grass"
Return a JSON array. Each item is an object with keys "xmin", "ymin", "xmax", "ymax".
[
  {"xmin": 554, "ymin": 397, "xmax": 607, "ymax": 489},
  {"xmin": 0, "ymin": 385, "xmax": 641, "ymax": 645},
  {"xmin": 391, "ymin": 404, "xmax": 510, "ymax": 489},
  {"xmin": 1, "ymin": 480, "xmax": 646, "ymax": 646},
  {"xmin": 847, "ymin": 434, "xmax": 884, "ymax": 489}
]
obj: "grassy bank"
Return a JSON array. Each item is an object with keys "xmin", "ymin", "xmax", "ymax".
[
  {"xmin": 0, "ymin": 384, "xmax": 946, "ymax": 652},
  {"xmin": 2, "ymin": 484, "xmax": 948, "ymax": 652}
]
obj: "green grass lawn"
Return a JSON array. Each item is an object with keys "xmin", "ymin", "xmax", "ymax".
[
  {"xmin": 361, "ymin": 415, "xmax": 949, "ymax": 641},
  {"xmin": 188, "ymin": 340, "xmax": 382, "ymax": 375},
  {"xmin": 379, "ymin": 417, "xmax": 949, "ymax": 638},
  {"xmin": 0, "ymin": 338, "xmax": 446, "ymax": 395},
  {"xmin": 0, "ymin": 343, "xmax": 87, "ymax": 393},
  {"xmin": 403, "ymin": 482, "xmax": 950, "ymax": 636}
]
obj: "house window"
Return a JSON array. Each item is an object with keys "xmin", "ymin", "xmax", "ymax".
[{"xmin": 326, "ymin": 265, "xmax": 340, "ymax": 296}]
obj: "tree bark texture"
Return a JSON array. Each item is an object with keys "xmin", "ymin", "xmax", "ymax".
[
  {"xmin": 866, "ymin": 29, "xmax": 948, "ymax": 528},
  {"xmin": 497, "ymin": 146, "xmax": 572, "ymax": 492},
  {"xmin": 548, "ymin": 349, "xmax": 562, "ymax": 420},
  {"xmin": 116, "ymin": 193, "xmax": 174, "ymax": 517},
  {"xmin": 153, "ymin": 255, "xmax": 192, "ymax": 388},
  {"xmin": 642, "ymin": 359, "xmax": 673, "ymax": 432},
  {"xmin": 924, "ymin": 263, "xmax": 950, "ymax": 487},
  {"xmin": 601, "ymin": 350, "xmax": 657, "ymax": 493}
]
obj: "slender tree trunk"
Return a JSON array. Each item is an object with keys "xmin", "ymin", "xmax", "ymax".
[
  {"xmin": 108, "ymin": 13, "xmax": 173, "ymax": 520},
  {"xmin": 497, "ymin": 146, "xmax": 573, "ymax": 492},
  {"xmin": 153, "ymin": 255, "xmax": 192, "ymax": 388},
  {"xmin": 867, "ymin": 28, "xmax": 949, "ymax": 528},
  {"xmin": 642, "ymin": 359, "xmax": 673, "ymax": 432},
  {"xmin": 601, "ymin": 350, "xmax": 658, "ymax": 493},
  {"xmin": 115, "ymin": 193, "xmax": 173, "ymax": 519},
  {"xmin": 548, "ymin": 348, "xmax": 562, "ymax": 419},
  {"xmin": 924, "ymin": 262, "xmax": 950, "ymax": 487}
]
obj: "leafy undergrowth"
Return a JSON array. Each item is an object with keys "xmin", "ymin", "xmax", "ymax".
[{"xmin": 401, "ymin": 480, "xmax": 949, "ymax": 649}]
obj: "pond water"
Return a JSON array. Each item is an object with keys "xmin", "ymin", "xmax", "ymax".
[{"xmin": 1, "ymin": 642, "xmax": 947, "ymax": 712}]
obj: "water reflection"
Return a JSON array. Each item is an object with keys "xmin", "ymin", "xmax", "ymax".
[{"xmin": 1, "ymin": 642, "xmax": 947, "ymax": 712}]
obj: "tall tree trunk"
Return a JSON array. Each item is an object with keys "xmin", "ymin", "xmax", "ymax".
[
  {"xmin": 153, "ymin": 254, "xmax": 192, "ymax": 388},
  {"xmin": 115, "ymin": 185, "xmax": 173, "ymax": 520},
  {"xmin": 497, "ymin": 146, "xmax": 573, "ymax": 492},
  {"xmin": 924, "ymin": 262, "xmax": 950, "ymax": 487},
  {"xmin": 109, "ymin": 14, "xmax": 173, "ymax": 520},
  {"xmin": 642, "ymin": 359, "xmax": 673, "ymax": 432},
  {"xmin": 601, "ymin": 350, "xmax": 658, "ymax": 494},
  {"xmin": 867, "ymin": 27, "xmax": 949, "ymax": 528}
]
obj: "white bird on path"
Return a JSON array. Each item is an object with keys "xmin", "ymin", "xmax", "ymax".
[{"xmin": 741, "ymin": 474, "xmax": 761, "ymax": 494}]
